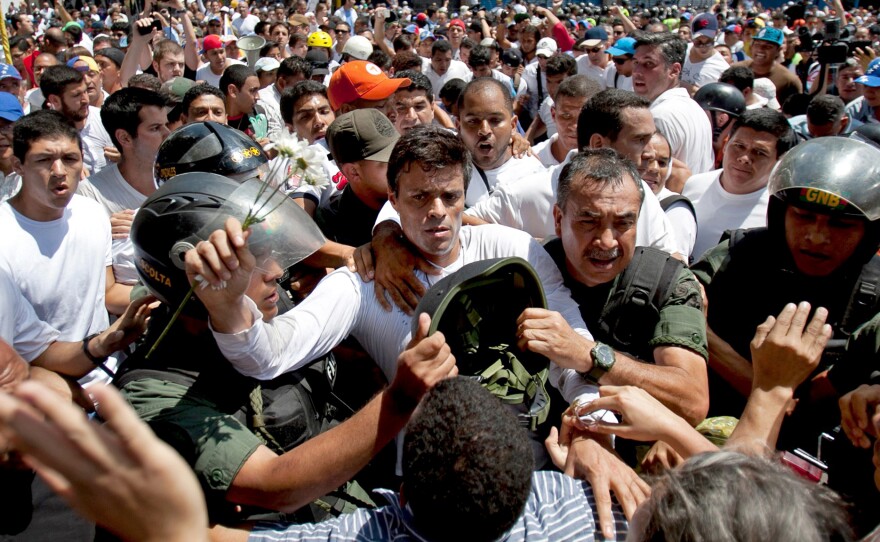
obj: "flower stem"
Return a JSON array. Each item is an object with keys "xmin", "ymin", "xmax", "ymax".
[{"xmin": 145, "ymin": 279, "xmax": 198, "ymax": 360}]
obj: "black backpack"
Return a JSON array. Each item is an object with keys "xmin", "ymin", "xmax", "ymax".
[
  {"xmin": 595, "ymin": 246, "xmax": 686, "ymax": 357},
  {"xmin": 413, "ymin": 257, "xmax": 551, "ymax": 431}
]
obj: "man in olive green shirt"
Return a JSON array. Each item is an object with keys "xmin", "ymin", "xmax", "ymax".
[{"xmin": 541, "ymin": 149, "xmax": 709, "ymax": 428}]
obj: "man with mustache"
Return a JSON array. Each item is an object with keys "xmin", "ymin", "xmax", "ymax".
[{"xmin": 544, "ymin": 148, "xmax": 709, "ymax": 429}]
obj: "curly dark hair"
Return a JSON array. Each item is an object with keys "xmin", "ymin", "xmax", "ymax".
[{"xmin": 403, "ymin": 377, "xmax": 534, "ymax": 542}]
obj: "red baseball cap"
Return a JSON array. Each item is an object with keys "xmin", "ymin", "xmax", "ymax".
[
  {"xmin": 449, "ymin": 19, "xmax": 465, "ymax": 30},
  {"xmin": 327, "ymin": 61, "xmax": 411, "ymax": 110},
  {"xmin": 201, "ymin": 34, "xmax": 223, "ymax": 53}
]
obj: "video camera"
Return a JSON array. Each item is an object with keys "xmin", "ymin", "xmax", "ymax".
[{"xmin": 816, "ymin": 17, "xmax": 848, "ymax": 64}]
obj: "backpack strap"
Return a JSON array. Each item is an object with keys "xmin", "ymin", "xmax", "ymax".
[
  {"xmin": 597, "ymin": 247, "xmax": 684, "ymax": 350},
  {"xmin": 659, "ymin": 194, "xmax": 696, "ymax": 219}
]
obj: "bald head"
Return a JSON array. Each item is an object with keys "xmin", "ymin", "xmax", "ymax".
[
  {"xmin": 43, "ymin": 28, "xmax": 68, "ymax": 53},
  {"xmin": 457, "ymin": 77, "xmax": 513, "ymax": 115}
]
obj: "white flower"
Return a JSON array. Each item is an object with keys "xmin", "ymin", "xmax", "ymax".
[{"xmin": 265, "ymin": 134, "xmax": 329, "ymax": 188}]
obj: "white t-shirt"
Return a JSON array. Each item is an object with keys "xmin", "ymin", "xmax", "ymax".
[
  {"xmin": 0, "ymin": 196, "xmax": 116, "ymax": 386},
  {"xmin": 0, "ymin": 268, "xmax": 59, "ymax": 362},
  {"xmin": 490, "ymin": 69, "xmax": 527, "ymax": 98},
  {"xmin": 78, "ymin": 164, "xmax": 155, "ymax": 285},
  {"xmin": 257, "ymin": 83, "xmax": 286, "ymax": 139},
  {"xmin": 467, "ymin": 154, "xmax": 546, "ymax": 207},
  {"xmin": 464, "ymin": 151, "xmax": 680, "ymax": 256},
  {"xmin": 539, "ymin": 95, "xmax": 557, "ymax": 138},
  {"xmin": 604, "ymin": 64, "xmax": 633, "ymax": 91},
  {"xmin": 656, "ymin": 186, "xmax": 697, "ymax": 263},
  {"xmin": 522, "ymin": 62, "xmax": 549, "ymax": 116},
  {"xmin": 424, "ymin": 59, "xmax": 472, "ymax": 100},
  {"xmin": 81, "ymin": 105, "xmax": 113, "ymax": 175},
  {"xmin": 576, "ymin": 57, "xmax": 608, "ymax": 88},
  {"xmin": 680, "ymin": 50, "xmax": 729, "ymax": 91},
  {"xmin": 196, "ymin": 59, "xmax": 244, "ymax": 88},
  {"xmin": 682, "ymin": 168, "xmax": 769, "ymax": 261},
  {"xmin": 532, "ymin": 134, "xmax": 563, "ymax": 167},
  {"xmin": 25, "ymin": 86, "xmax": 43, "ymax": 113},
  {"xmin": 650, "ymin": 87, "xmax": 714, "ymax": 175}
]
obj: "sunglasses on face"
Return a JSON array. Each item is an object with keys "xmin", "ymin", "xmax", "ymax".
[
  {"xmin": 612, "ymin": 56, "xmax": 630, "ymax": 64},
  {"xmin": 586, "ymin": 47, "xmax": 603, "ymax": 53},
  {"xmin": 693, "ymin": 39, "xmax": 714, "ymax": 48}
]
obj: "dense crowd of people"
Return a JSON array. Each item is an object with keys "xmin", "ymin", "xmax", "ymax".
[{"xmin": 0, "ymin": 0, "xmax": 880, "ymax": 539}]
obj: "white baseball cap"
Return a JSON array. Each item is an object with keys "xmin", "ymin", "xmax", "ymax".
[
  {"xmin": 536, "ymin": 37, "xmax": 558, "ymax": 58},
  {"xmin": 342, "ymin": 35, "xmax": 374, "ymax": 61},
  {"xmin": 254, "ymin": 57, "xmax": 281, "ymax": 72}
]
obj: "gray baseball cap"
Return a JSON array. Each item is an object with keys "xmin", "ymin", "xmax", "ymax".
[{"xmin": 327, "ymin": 109, "xmax": 399, "ymax": 164}]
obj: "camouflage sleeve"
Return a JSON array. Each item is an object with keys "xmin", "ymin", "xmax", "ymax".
[
  {"xmin": 689, "ymin": 238, "xmax": 732, "ymax": 288},
  {"xmin": 828, "ymin": 313, "xmax": 880, "ymax": 395},
  {"xmin": 649, "ymin": 267, "xmax": 709, "ymax": 361}
]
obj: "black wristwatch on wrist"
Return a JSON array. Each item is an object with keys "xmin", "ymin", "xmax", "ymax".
[
  {"xmin": 579, "ymin": 342, "xmax": 615, "ymax": 384},
  {"xmin": 82, "ymin": 333, "xmax": 115, "ymax": 378}
]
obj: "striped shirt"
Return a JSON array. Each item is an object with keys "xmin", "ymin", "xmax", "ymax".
[{"xmin": 249, "ymin": 471, "xmax": 628, "ymax": 542}]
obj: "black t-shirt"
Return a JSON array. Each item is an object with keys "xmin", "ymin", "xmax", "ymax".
[{"xmin": 314, "ymin": 185, "xmax": 381, "ymax": 248}]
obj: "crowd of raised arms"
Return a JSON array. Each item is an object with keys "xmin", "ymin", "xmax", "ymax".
[{"xmin": 1, "ymin": 0, "xmax": 880, "ymax": 539}]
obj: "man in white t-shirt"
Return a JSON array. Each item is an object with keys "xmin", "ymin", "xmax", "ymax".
[
  {"xmin": 195, "ymin": 34, "xmax": 243, "ymax": 88},
  {"xmin": 576, "ymin": 27, "xmax": 610, "ymax": 86},
  {"xmin": 333, "ymin": 0, "xmax": 357, "ymax": 29},
  {"xmin": 465, "ymin": 89, "xmax": 680, "ymax": 257},
  {"xmin": 604, "ymin": 37, "xmax": 635, "ymax": 91},
  {"xmin": 257, "ymin": 56, "xmax": 310, "ymax": 139},
  {"xmin": 532, "ymin": 75, "xmax": 600, "ymax": 167},
  {"xmin": 423, "ymin": 39, "xmax": 472, "ymax": 100},
  {"xmin": 683, "ymin": 108, "xmax": 797, "ymax": 260},
  {"xmin": 40, "ymin": 64, "xmax": 113, "ymax": 175},
  {"xmin": 632, "ymin": 33, "xmax": 714, "ymax": 176},
  {"xmin": 456, "ymin": 78, "xmax": 544, "ymax": 206},
  {"xmin": 681, "ymin": 13, "xmax": 730, "ymax": 95},
  {"xmin": 0, "ymin": 110, "xmax": 130, "ymax": 387},
  {"xmin": 78, "ymin": 88, "xmax": 169, "ymax": 287},
  {"xmin": 641, "ymin": 131, "xmax": 696, "ymax": 262}
]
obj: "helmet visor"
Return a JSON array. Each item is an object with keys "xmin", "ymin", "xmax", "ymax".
[{"xmin": 195, "ymin": 178, "xmax": 326, "ymax": 270}]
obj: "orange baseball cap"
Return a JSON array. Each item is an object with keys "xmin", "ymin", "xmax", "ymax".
[{"xmin": 327, "ymin": 61, "xmax": 411, "ymax": 110}]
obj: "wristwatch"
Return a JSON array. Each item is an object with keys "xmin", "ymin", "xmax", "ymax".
[{"xmin": 580, "ymin": 342, "xmax": 615, "ymax": 384}]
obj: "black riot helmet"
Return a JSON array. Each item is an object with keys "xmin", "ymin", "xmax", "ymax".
[
  {"xmin": 131, "ymin": 172, "xmax": 326, "ymax": 308},
  {"xmin": 154, "ymin": 121, "xmax": 269, "ymax": 184},
  {"xmin": 694, "ymin": 82, "xmax": 747, "ymax": 142}
]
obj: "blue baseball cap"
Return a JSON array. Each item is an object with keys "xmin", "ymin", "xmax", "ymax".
[
  {"xmin": 0, "ymin": 64, "xmax": 21, "ymax": 81},
  {"xmin": 856, "ymin": 58, "xmax": 880, "ymax": 87},
  {"xmin": 606, "ymin": 37, "xmax": 636, "ymax": 57},
  {"xmin": 753, "ymin": 26, "xmax": 784, "ymax": 46},
  {"xmin": 0, "ymin": 92, "xmax": 23, "ymax": 122}
]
